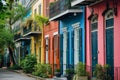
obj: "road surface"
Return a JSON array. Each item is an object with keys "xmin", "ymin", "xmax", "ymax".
[{"xmin": 0, "ymin": 68, "xmax": 36, "ymax": 80}]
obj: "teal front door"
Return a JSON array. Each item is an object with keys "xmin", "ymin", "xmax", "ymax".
[
  {"xmin": 105, "ymin": 10, "xmax": 114, "ymax": 79},
  {"xmin": 91, "ymin": 31, "xmax": 98, "ymax": 75},
  {"xmin": 91, "ymin": 16, "xmax": 98, "ymax": 76},
  {"xmin": 106, "ymin": 28, "xmax": 114, "ymax": 79}
]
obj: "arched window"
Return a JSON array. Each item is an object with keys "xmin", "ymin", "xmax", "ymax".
[
  {"xmin": 105, "ymin": 9, "xmax": 114, "ymax": 79},
  {"xmin": 90, "ymin": 14, "xmax": 98, "ymax": 76},
  {"xmin": 91, "ymin": 15, "xmax": 98, "ymax": 32},
  {"xmin": 105, "ymin": 10, "xmax": 114, "ymax": 29}
]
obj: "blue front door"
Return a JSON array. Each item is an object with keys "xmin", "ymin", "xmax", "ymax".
[
  {"xmin": 91, "ymin": 16, "xmax": 98, "ymax": 75},
  {"xmin": 91, "ymin": 31, "xmax": 98, "ymax": 75},
  {"xmin": 106, "ymin": 28, "xmax": 114, "ymax": 80},
  {"xmin": 105, "ymin": 13, "xmax": 114, "ymax": 79}
]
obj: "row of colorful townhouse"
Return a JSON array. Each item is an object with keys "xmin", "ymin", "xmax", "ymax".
[
  {"xmin": 72, "ymin": 0, "xmax": 120, "ymax": 80},
  {"xmin": 13, "ymin": 0, "xmax": 60, "ymax": 71},
  {"xmin": 13, "ymin": 0, "xmax": 120, "ymax": 80}
]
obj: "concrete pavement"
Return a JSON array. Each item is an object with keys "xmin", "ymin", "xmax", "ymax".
[{"xmin": 0, "ymin": 68, "xmax": 36, "ymax": 80}]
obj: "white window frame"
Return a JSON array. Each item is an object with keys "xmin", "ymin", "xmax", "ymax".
[
  {"xmin": 62, "ymin": 27, "xmax": 67, "ymax": 74},
  {"xmin": 91, "ymin": 15, "xmax": 98, "ymax": 32},
  {"xmin": 105, "ymin": 10, "xmax": 114, "ymax": 29},
  {"xmin": 72, "ymin": 22, "xmax": 80, "ymax": 66},
  {"xmin": 45, "ymin": 37, "xmax": 49, "ymax": 64}
]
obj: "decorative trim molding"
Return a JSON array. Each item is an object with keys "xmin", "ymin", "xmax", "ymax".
[
  {"xmin": 53, "ymin": 32, "xmax": 58, "ymax": 35},
  {"xmin": 72, "ymin": 22, "xmax": 80, "ymax": 29},
  {"xmin": 62, "ymin": 27, "xmax": 67, "ymax": 32},
  {"xmin": 102, "ymin": 8, "xmax": 114, "ymax": 16},
  {"xmin": 45, "ymin": 34, "xmax": 49, "ymax": 38}
]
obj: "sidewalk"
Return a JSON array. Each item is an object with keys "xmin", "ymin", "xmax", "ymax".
[{"xmin": 11, "ymin": 69, "xmax": 67, "ymax": 80}]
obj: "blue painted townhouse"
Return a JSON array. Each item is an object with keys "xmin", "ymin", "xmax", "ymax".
[{"xmin": 49, "ymin": 0, "xmax": 85, "ymax": 74}]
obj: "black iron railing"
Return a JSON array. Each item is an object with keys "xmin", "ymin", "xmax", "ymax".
[
  {"xmin": 14, "ymin": 34, "xmax": 22, "ymax": 40},
  {"xmin": 49, "ymin": 0, "xmax": 80, "ymax": 19},
  {"xmin": 23, "ymin": 26, "xmax": 40, "ymax": 35}
]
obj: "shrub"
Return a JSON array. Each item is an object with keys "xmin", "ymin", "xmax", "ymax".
[
  {"xmin": 0, "ymin": 54, "xmax": 3, "ymax": 67},
  {"xmin": 32, "ymin": 63, "xmax": 52, "ymax": 78},
  {"xmin": 65, "ymin": 68, "xmax": 74, "ymax": 75},
  {"xmin": 75, "ymin": 62, "xmax": 88, "ymax": 76},
  {"xmin": 55, "ymin": 68, "xmax": 60, "ymax": 72},
  {"xmin": 9, "ymin": 64, "xmax": 21, "ymax": 70},
  {"xmin": 65, "ymin": 68, "xmax": 74, "ymax": 80},
  {"xmin": 20, "ymin": 54, "xmax": 37, "ymax": 73},
  {"xmin": 0, "ymin": 54, "xmax": 3, "ymax": 62},
  {"xmin": 93, "ymin": 64, "xmax": 112, "ymax": 80},
  {"xmin": 54, "ymin": 68, "xmax": 61, "ymax": 77}
]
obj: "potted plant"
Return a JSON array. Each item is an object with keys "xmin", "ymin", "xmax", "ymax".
[
  {"xmin": 93, "ymin": 64, "xmax": 112, "ymax": 80},
  {"xmin": 54, "ymin": 68, "xmax": 61, "ymax": 77},
  {"xmin": 73, "ymin": 62, "xmax": 88, "ymax": 80},
  {"xmin": 65, "ymin": 68, "xmax": 74, "ymax": 80}
]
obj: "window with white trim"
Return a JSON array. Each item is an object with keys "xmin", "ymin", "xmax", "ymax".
[
  {"xmin": 91, "ymin": 15, "xmax": 98, "ymax": 32},
  {"xmin": 45, "ymin": 37, "xmax": 49, "ymax": 63},
  {"xmin": 38, "ymin": 4, "xmax": 41, "ymax": 15},
  {"xmin": 74, "ymin": 28, "xmax": 79, "ymax": 65},
  {"xmin": 105, "ymin": 10, "xmax": 114, "ymax": 29},
  {"xmin": 72, "ymin": 22, "xmax": 80, "ymax": 65}
]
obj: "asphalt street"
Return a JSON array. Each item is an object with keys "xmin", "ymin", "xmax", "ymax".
[{"xmin": 0, "ymin": 68, "xmax": 36, "ymax": 80}]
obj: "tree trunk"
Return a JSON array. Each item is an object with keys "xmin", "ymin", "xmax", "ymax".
[{"xmin": 8, "ymin": 46, "xmax": 15, "ymax": 65}]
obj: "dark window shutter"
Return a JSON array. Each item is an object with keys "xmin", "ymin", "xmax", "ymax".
[
  {"xmin": 44, "ymin": 38, "xmax": 46, "ymax": 63},
  {"xmin": 67, "ymin": 32, "xmax": 69, "ymax": 68},
  {"xmin": 60, "ymin": 34, "xmax": 63, "ymax": 73},
  {"xmin": 52, "ymin": 36, "xmax": 54, "ymax": 51},
  {"xmin": 71, "ymin": 30, "xmax": 74, "ymax": 68},
  {"xmin": 48, "ymin": 37, "xmax": 50, "ymax": 63},
  {"xmin": 52, "ymin": 36, "xmax": 54, "ymax": 68},
  {"xmin": 79, "ymin": 28, "xmax": 82, "ymax": 62},
  {"xmin": 58, "ymin": 35, "xmax": 60, "ymax": 59}
]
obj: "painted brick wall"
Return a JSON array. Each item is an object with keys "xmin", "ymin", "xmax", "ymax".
[{"xmin": 44, "ymin": 21, "xmax": 59, "ymax": 75}]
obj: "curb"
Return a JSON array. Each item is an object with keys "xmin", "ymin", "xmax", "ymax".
[
  {"xmin": 8, "ymin": 69, "xmax": 67, "ymax": 80},
  {"xmin": 8, "ymin": 69, "xmax": 52, "ymax": 80}
]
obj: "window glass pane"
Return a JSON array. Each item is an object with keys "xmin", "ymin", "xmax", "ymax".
[
  {"xmin": 106, "ymin": 18, "xmax": 114, "ymax": 28},
  {"xmin": 91, "ymin": 22, "xmax": 98, "ymax": 31},
  {"xmin": 39, "ymin": 4, "xmax": 41, "ymax": 15}
]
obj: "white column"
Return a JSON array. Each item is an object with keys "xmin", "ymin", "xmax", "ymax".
[
  {"xmin": 72, "ymin": 22, "xmax": 80, "ymax": 68},
  {"xmin": 63, "ymin": 32, "xmax": 67, "ymax": 74},
  {"xmin": 74, "ymin": 29, "xmax": 79, "ymax": 67}
]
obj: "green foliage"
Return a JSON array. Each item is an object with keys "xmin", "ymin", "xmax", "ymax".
[
  {"xmin": 10, "ymin": 4, "xmax": 26, "ymax": 24},
  {"xmin": 0, "ymin": 0, "xmax": 26, "ymax": 27},
  {"xmin": 32, "ymin": 63, "xmax": 52, "ymax": 78},
  {"xmin": 75, "ymin": 62, "xmax": 88, "ymax": 76},
  {"xmin": 0, "ymin": 1, "xmax": 25, "ymax": 49},
  {"xmin": 0, "ymin": 0, "xmax": 9, "ymax": 26},
  {"xmin": 49, "ymin": 1, "xmax": 57, "ymax": 7},
  {"xmin": 55, "ymin": 68, "xmax": 60, "ymax": 72},
  {"xmin": 93, "ymin": 64, "xmax": 112, "ymax": 80},
  {"xmin": 0, "ymin": 27, "xmax": 14, "ymax": 49},
  {"xmin": 65, "ymin": 68, "xmax": 74, "ymax": 75},
  {"xmin": 65, "ymin": 68, "xmax": 74, "ymax": 80},
  {"xmin": 0, "ymin": 54, "xmax": 3, "ymax": 62},
  {"xmin": 20, "ymin": 54, "xmax": 37, "ymax": 73},
  {"xmin": 9, "ymin": 64, "xmax": 21, "ymax": 70},
  {"xmin": 35, "ymin": 15, "xmax": 48, "ymax": 29}
]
